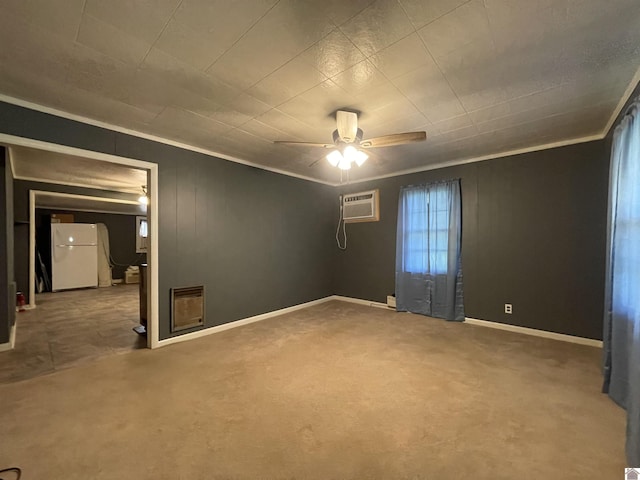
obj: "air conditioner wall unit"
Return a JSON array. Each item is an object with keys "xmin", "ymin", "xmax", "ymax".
[{"xmin": 343, "ymin": 189, "xmax": 380, "ymax": 223}]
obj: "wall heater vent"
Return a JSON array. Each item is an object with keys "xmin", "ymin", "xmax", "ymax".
[
  {"xmin": 343, "ymin": 189, "xmax": 380, "ymax": 223},
  {"xmin": 171, "ymin": 286, "xmax": 204, "ymax": 332}
]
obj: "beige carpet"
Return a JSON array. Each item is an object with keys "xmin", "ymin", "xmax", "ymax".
[{"xmin": 0, "ymin": 301, "xmax": 625, "ymax": 479}]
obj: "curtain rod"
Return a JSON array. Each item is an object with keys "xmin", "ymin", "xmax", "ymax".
[{"xmin": 401, "ymin": 178, "xmax": 461, "ymax": 189}]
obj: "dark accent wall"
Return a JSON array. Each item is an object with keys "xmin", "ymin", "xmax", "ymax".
[
  {"xmin": 36, "ymin": 209, "xmax": 144, "ymax": 280},
  {"xmin": 0, "ymin": 99, "xmax": 615, "ymax": 343},
  {"xmin": 0, "ymin": 148, "xmax": 15, "ymax": 343},
  {"xmin": 335, "ymin": 141, "xmax": 609, "ymax": 340},
  {"xmin": 2, "ymin": 101, "xmax": 335, "ymax": 341}
]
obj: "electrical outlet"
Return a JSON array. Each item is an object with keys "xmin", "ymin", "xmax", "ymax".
[{"xmin": 505, "ymin": 303, "xmax": 512, "ymax": 314}]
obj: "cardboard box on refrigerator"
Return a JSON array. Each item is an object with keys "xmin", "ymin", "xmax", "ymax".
[{"xmin": 51, "ymin": 213, "xmax": 74, "ymax": 223}]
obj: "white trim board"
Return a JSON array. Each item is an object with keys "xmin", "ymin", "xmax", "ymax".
[
  {"xmin": 343, "ymin": 66, "xmax": 640, "ymax": 186},
  {"xmin": 32, "ymin": 190, "xmax": 140, "ymax": 205},
  {"xmin": 1, "ymin": 64, "xmax": 639, "ymax": 188},
  {"xmin": 330, "ymin": 295, "xmax": 602, "ymax": 348},
  {"xmin": 464, "ymin": 317, "xmax": 603, "ymax": 348},
  {"xmin": 36, "ymin": 206, "xmax": 144, "ymax": 216},
  {"xmin": 342, "ymin": 134, "xmax": 602, "ymax": 186},
  {"xmin": 158, "ymin": 295, "xmax": 391, "ymax": 348},
  {"xmin": 10, "ymin": 173, "xmax": 142, "ymax": 196},
  {"xmin": 603, "ymin": 64, "xmax": 640, "ymax": 135},
  {"xmin": 0, "ymin": 323, "xmax": 17, "ymax": 352},
  {"xmin": 32, "ymin": 190, "xmax": 143, "ymax": 215},
  {"xmin": 0, "ymin": 92, "xmax": 605, "ymax": 188},
  {"xmin": 114, "ymin": 292, "xmax": 603, "ymax": 350},
  {"xmin": 0, "ymin": 94, "xmax": 333, "ymax": 187},
  {"xmin": 3, "ymin": 133, "xmax": 161, "ymax": 350},
  {"xmin": 331, "ymin": 295, "xmax": 389, "ymax": 309},
  {"xmin": 158, "ymin": 296, "xmax": 335, "ymax": 348}
]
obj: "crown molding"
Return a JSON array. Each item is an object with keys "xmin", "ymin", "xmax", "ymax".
[
  {"xmin": 339, "ymin": 68, "xmax": 640, "ymax": 186},
  {"xmin": 340, "ymin": 133, "xmax": 603, "ymax": 186},
  {"xmin": 2, "ymin": 66, "xmax": 639, "ymax": 190},
  {"xmin": 602, "ymin": 65, "xmax": 640, "ymax": 136},
  {"xmin": 0, "ymin": 94, "xmax": 335, "ymax": 187}
]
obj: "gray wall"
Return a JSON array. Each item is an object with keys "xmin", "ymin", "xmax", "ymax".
[
  {"xmin": 36, "ymin": 209, "xmax": 145, "ymax": 280},
  {"xmin": 0, "ymin": 99, "xmax": 616, "ymax": 343},
  {"xmin": 335, "ymin": 141, "xmax": 609, "ymax": 340},
  {"xmin": 0, "ymin": 148, "xmax": 15, "ymax": 343},
  {"xmin": 2, "ymin": 101, "xmax": 335, "ymax": 341}
]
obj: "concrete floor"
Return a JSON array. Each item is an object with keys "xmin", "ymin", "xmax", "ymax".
[
  {"xmin": 0, "ymin": 284, "xmax": 144, "ymax": 384},
  {"xmin": 0, "ymin": 301, "xmax": 625, "ymax": 479}
]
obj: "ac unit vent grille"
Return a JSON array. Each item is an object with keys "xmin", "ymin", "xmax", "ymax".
[
  {"xmin": 344, "ymin": 203, "xmax": 373, "ymax": 218},
  {"xmin": 171, "ymin": 286, "xmax": 204, "ymax": 332},
  {"xmin": 342, "ymin": 189, "xmax": 380, "ymax": 223}
]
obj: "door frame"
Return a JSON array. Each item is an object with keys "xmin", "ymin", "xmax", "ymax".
[{"xmin": 2, "ymin": 133, "xmax": 160, "ymax": 349}]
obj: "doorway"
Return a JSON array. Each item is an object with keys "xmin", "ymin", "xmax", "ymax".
[
  {"xmin": 0, "ymin": 135, "xmax": 159, "ymax": 382},
  {"xmin": 31, "ymin": 192, "xmax": 148, "ymax": 363}
]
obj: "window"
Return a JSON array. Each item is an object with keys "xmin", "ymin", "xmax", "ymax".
[
  {"xmin": 395, "ymin": 179, "xmax": 463, "ymax": 320},
  {"xmin": 136, "ymin": 216, "xmax": 148, "ymax": 253},
  {"xmin": 399, "ymin": 184, "xmax": 451, "ymax": 275},
  {"xmin": 603, "ymin": 100, "xmax": 640, "ymax": 465}
]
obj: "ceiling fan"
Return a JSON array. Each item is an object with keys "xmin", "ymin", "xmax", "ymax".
[{"xmin": 274, "ymin": 110, "xmax": 427, "ymax": 170}]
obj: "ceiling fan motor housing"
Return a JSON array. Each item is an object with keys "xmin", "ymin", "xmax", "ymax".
[
  {"xmin": 336, "ymin": 110, "xmax": 359, "ymax": 142},
  {"xmin": 333, "ymin": 128, "xmax": 363, "ymax": 145}
]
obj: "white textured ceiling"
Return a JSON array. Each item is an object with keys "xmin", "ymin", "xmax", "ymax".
[
  {"xmin": 9, "ymin": 146, "xmax": 148, "ymax": 195},
  {"xmin": 0, "ymin": 0, "xmax": 639, "ymax": 183}
]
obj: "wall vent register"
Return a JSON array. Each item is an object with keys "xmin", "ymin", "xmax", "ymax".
[{"xmin": 171, "ymin": 286, "xmax": 204, "ymax": 332}]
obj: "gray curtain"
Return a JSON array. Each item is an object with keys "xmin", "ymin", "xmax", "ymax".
[
  {"xmin": 603, "ymin": 98, "xmax": 640, "ymax": 466},
  {"xmin": 395, "ymin": 180, "xmax": 464, "ymax": 321}
]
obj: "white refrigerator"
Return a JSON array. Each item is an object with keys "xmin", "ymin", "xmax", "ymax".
[{"xmin": 51, "ymin": 223, "xmax": 98, "ymax": 291}]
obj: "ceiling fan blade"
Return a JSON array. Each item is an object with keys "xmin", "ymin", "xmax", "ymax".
[
  {"xmin": 360, "ymin": 131, "xmax": 427, "ymax": 148},
  {"xmin": 274, "ymin": 141, "xmax": 334, "ymax": 148}
]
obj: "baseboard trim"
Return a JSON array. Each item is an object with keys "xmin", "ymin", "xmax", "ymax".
[
  {"xmin": 157, "ymin": 296, "xmax": 335, "ymax": 348},
  {"xmin": 0, "ymin": 323, "xmax": 17, "ymax": 352},
  {"xmin": 331, "ymin": 295, "xmax": 390, "ymax": 309},
  {"xmin": 464, "ymin": 317, "xmax": 603, "ymax": 348},
  {"xmin": 328, "ymin": 295, "xmax": 603, "ymax": 347},
  {"xmin": 155, "ymin": 295, "xmax": 602, "ymax": 349}
]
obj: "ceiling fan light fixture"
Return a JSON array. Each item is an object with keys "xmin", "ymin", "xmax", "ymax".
[
  {"xmin": 338, "ymin": 156, "xmax": 352, "ymax": 170},
  {"xmin": 326, "ymin": 150, "xmax": 342, "ymax": 167},
  {"xmin": 274, "ymin": 109, "xmax": 427, "ymax": 170},
  {"xmin": 327, "ymin": 146, "xmax": 367, "ymax": 170},
  {"xmin": 354, "ymin": 150, "xmax": 368, "ymax": 166},
  {"xmin": 343, "ymin": 145, "xmax": 357, "ymax": 162}
]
